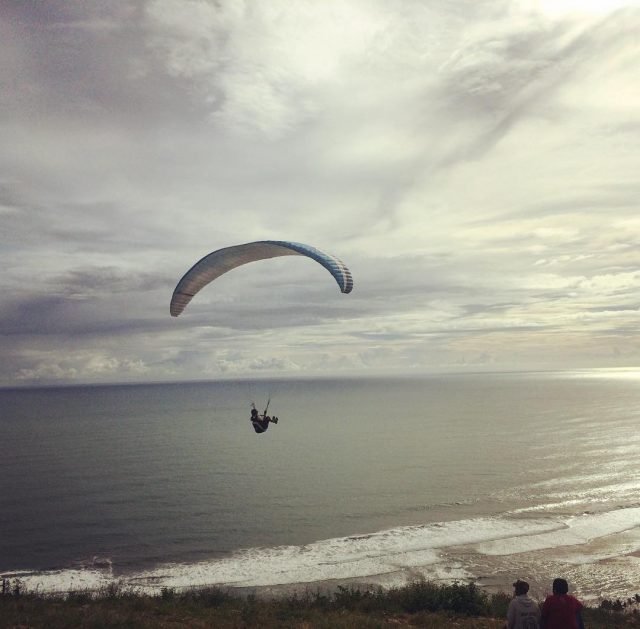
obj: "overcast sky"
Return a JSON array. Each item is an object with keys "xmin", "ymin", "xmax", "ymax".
[{"xmin": 1, "ymin": 0, "xmax": 639, "ymax": 386}]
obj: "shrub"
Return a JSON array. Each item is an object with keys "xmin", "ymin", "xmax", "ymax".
[
  {"xmin": 67, "ymin": 590, "xmax": 94, "ymax": 604},
  {"xmin": 385, "ymin": 579, "xmax": 490, "ymax": 616},
  {"xmin": 487, "ymin": 590, "xmax": 511, "ymax": 618},
  {"xmin": 181, "ymin": 586, "xmax": 233, "ymax": 607},
  {"xmin": 332, "ymin": 585, "xmax": 387, "ymax": 613},
  {"xmin": 1, "ymin": 578, "xmax": 24, "ymax": 597},
  {"xmin": 160, "ymin": 586, "xmax": 175, "ymax": 601}
]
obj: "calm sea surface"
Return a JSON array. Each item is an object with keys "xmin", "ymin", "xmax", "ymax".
[{"xmin": 2, "ymin": 372, "xmax": 640, "ymax": 600}]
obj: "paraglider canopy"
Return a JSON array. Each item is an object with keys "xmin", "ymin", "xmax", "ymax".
[{"xmin": 170, "ymin": 240, "xmax": 353, "ymax": 317}]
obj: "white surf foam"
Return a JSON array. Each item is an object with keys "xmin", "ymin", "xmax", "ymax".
[
  {"xmin": 127, "ymin": 515, "xmax": 564, "ymax": 590},
  {"xmin": 5, "ymin": 515, "xmax": 557, "ymax": 594},
  {"xmin": 475, "ymin": 507, "xmax": 640, "ymax": 556},
  {"xmin": 1, "ymin": 568, "xmax": 112, "ymax": 594},
  {"xmin": 9, "ymin": 507, "xmax": 640, "ymax": 596}
]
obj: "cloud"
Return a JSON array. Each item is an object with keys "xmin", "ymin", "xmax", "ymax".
[
  {"xmin": 144, "ymin": 0, "xmax": 395, "ymax": 138},
  {"xmin": 15, "ymin": 352, "xmax": 150, "ymax": 383},
  {"xmin": 1, "ymin": 1, "xmax": 639, "ymax": 385}
]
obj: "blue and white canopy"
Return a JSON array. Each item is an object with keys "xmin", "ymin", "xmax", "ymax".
[{"xmin": 170, "ymin": 240, "xmax": 353, "ymax": 317}]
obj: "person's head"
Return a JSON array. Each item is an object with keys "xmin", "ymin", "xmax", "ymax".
[
  {"xmin": 552, "ymin": 578, "xmax": 569, "ymax": 595},
  {"xmin": 251, "ymin": 408, "xmax": 258, "ymax": 417},
  {"xmin": 513, "ymin": 580, "xmax": 529, "ymax": 596}
]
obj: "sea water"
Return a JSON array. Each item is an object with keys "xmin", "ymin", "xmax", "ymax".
[{"xmin": 1, "ymin": 371, "xmax": 640, "ymax": 601}]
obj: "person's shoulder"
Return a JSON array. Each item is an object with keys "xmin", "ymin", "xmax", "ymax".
[
  {"xmin": 568, "ymin": 594, "xmax": 583, "ymax": 608},
  {"xmin": 521, "ymin": 595, "xmax": 539, "ymax": 609}
]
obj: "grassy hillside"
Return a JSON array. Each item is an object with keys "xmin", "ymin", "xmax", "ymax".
[{"xmin": 2, "ymin": 579, "xmax": 639, "ymax": 628}]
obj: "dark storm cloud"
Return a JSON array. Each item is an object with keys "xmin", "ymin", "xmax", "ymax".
[
  {"xmin": 0, "ymin": 0, "xmax": 208, "ymax": 126},
  {"xmin": 0, "ymin": 292, "xmax": 169, "ymax": 337},
  {"xmin": 0, "ymin": 264, "xmax": 174, "ymax": 338},
  {"xmin": 60, "ymin": 266, "xmax": 170, "ymax": 295},
  {"xmin": 0, "ymin": 295, "xmax": 156, "ymax": 339}
]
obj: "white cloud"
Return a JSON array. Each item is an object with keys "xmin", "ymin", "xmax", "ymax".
[
  {"xmin": 15, "ymin": 352, "xmax": 150, "ymax": 383},
  {"xmin": 1, "ymin": 1, "xmax": 639, "ymax": 385},
  {"xmin": 144, "ymin": 0, "xmax": 390, "ymax": 138},
  {"xmin": 530, "ymin": 0, "xmax": 640, "ymax": 17}
]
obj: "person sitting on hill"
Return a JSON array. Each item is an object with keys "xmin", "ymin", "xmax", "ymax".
[
  {"xmin": 506, "ymin": 579, "xmax": 540, "ymax": 629},
  {"xmin": 540, "ymin": 578, "xmax": 584, "ymax": 629}
]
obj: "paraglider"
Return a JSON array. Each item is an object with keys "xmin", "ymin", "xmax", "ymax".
[
  {"xmin": 250, "ymin": 401, "xmax": 278, "ymax": 434},
  {"xmin": 170, "ymin": 240, "xmax": 353, "ymax": 317},
  {"xmin": 170, "ymin": 240, "xmax": 353, "ymax": 435}
]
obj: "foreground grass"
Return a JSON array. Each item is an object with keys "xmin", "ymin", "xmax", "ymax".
[{"xmin": 1, "ymin": 580, "xmax": 639, "ymax": 628}]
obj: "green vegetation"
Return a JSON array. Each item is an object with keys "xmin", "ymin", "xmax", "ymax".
[{"xmin": 1, "ymin": 578, "xmax": 639, "ymax": 628}]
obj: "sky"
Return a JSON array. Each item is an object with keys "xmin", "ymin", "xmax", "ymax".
[{"xmin": 1, "ymin": 0, "xmax": 639, "ymax": 386}]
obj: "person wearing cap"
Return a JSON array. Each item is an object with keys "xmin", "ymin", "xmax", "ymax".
[
  {"xmin": 506, "ymin": 579, "xmax": 540, "ymax": 629},
  {"xmin": 540, "ymin": 578, "xmax": 584, "ymax": 629}
]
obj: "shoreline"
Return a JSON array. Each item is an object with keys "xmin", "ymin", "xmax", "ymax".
[
  {"xmin": 5, "ymin": 566, "xmax": 634, "ymax": 607},
  {"xmin": 5, "ymin": 536, "xmax": 640, "ymax": 604}
]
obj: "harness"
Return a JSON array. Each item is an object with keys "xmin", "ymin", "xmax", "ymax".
[{"xmin": 251, "ymin": 418, "xmax": 270, "ymax": 433}]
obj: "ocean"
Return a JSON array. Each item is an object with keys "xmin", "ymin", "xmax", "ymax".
[{"xmin": 2, "ymin": 371, "xmax": 640, "ymax": 602}]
